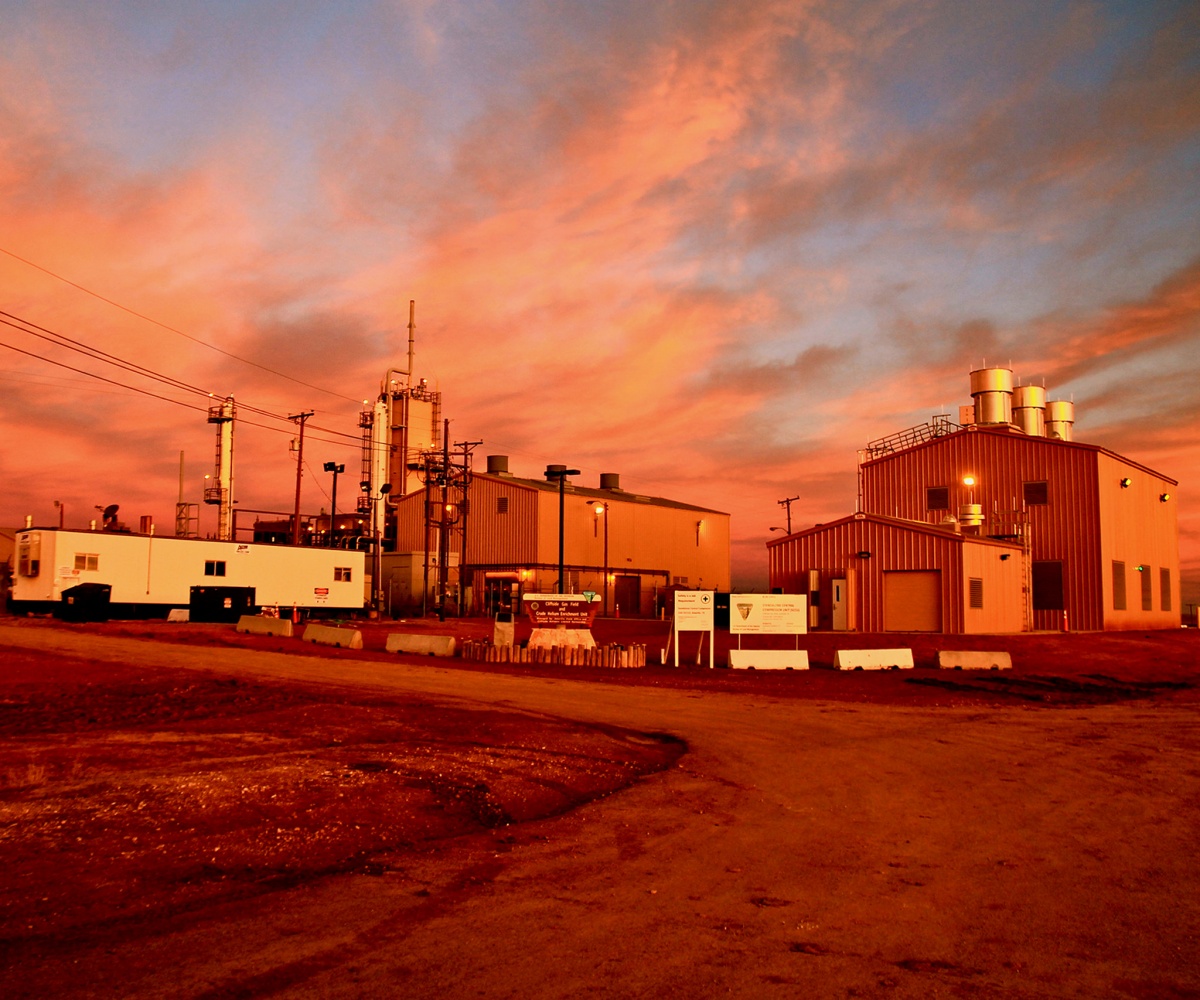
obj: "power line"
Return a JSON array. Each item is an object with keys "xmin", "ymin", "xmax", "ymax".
[
  {"xmin": 0, "ymin": 308, "xmax": 366, "ymax": 448},
  {"xmin": 0, "ymin": 244, "xmax": 362, "ymax": 404}
]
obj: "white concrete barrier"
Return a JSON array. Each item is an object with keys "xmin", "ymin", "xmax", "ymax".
[
  {"xmin": 167, "ymin": 608, "xmax": 190, "ymax": 623},
  {"xmin": 235, "ymin": 615, "xmax": 293, "ymax": 638},
  {"xmin": 386, "ymin": 633, "xmax": 457, "ymax": 657},
  {"xmin": 937, "ymin": 650, "xmax": 1012, "ymax": 671},
  {"xmin": 302, "ymin": 624, "xmax": 363, "ymax": 649},
  {"xmin": 728, "ymin": 650, "xmax": 810, "ymax": 670},
  {"xmin": 834, "ymin": 648, "xmax": 914, "ymax": 670}
]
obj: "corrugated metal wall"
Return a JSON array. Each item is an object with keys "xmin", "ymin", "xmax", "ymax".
[
  {"xmin": 768, "ymin": 514, "xmax": 1023, "ymax": 634},
  {"xmin": 860, "ymin": 428, "xmax": 1106, "ymax": 630}
]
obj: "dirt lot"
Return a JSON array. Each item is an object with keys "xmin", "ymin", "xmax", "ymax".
[{"xmin": 1, "ymin": 616, "xmax": 1198, "ymax": 998}]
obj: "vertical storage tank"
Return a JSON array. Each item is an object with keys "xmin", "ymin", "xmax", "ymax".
[
  {"xmin": 970, "ymin": 367, "xmax": 1014, "ymax": 425},
  {"xmin": 1013, "ymin": 384, "xmax": 1047, "ymax": 437},
  {"xmin": 1046, "ymin": 399, "xmax": 1075, "ymax": 441}
]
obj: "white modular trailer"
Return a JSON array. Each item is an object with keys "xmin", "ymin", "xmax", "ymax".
[{"xmin": 12, "ymin": 529, "xmax": 368, "ymax": 616}]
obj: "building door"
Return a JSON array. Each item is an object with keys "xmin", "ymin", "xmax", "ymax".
[
  {"xmin": 614, "ymin": 575, "xmax": 640, "ymax": 617},
  {"xmin": 831, "ymin": 578, "xmax": 848, "ymax": 631},
  {"xmin": 883, "ymin": 571, "xmax": 942, "ymax": 632}
]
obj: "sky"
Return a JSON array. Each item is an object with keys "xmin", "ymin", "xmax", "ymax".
[{"xmin": 1, "ymin": 0, "xmax": 1198, "ymax": 602}]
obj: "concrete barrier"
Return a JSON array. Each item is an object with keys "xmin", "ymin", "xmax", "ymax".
[
  {"xmin": 937, "ymin": 650, "xmax": 1012, "ymax": 671},
  {"xmin": 167, "ymin": 608, "xmax": 190, "ymax": 623},
  {"xmin": 728, "ymin": 650, "xmax": 810, "ymax": 670},
  {"xmin": 834, "ymin": 648, "xmax": 914, "ymax": 670},
  {"xmin": 302, "ymin": 624, "xmax": 362, "ymax": 649},
  {"xmin": 235, "ymin": 615, "xmax": 293, "ymax": 638},
  {"xmin": 386, "ymin": 633, "xmax": 457, "ymax": 657}
]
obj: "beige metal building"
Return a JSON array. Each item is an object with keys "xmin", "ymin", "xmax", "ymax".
[{"xmin": 390, "ymin": 457, "xmax": 730, "ymax": 617}]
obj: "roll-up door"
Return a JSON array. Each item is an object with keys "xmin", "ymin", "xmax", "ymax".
[{"xmin": 883, "ymin": 570, "xmax": 941, "ymax": 632}]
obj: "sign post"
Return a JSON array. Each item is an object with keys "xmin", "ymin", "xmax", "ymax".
[
  {"xmin": 728, "ymin": 593, "xmax": 809, "ymax": 669},
  {"xmin": 522, "ymin": 593, "xmax": 600, "ymax": 650},
  {"xmin": 673, "ymin": 590, "xmax": 715, "ymax": 669}
]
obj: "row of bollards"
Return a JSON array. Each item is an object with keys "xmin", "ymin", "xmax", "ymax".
[{"xmin": 460, "ymin": 641, "xmax": 648, "ymax": 668}]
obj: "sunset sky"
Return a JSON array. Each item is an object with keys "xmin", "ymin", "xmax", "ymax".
[{"xmin": 2, "ymin": 1, "xmax": 1198, "ymax": 601}]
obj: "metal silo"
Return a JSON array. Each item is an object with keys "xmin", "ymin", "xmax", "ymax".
[
  {"xmin": 970, "ymin": 367, "xmax": 1014, "ymax": 425},
  {"xmin": 1046, "ymin": 399, "xmax": 1075, "ymax": 441},
  {"xmin": 1013, "ymin": 384, "xmax": 1047, "ymax": 437}
]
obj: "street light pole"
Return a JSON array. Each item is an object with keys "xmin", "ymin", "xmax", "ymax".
[
  {"xmin": 323, "ymin": 462, "xmax": 344, "ymax": 547},
  {"xmin": 545, "ymin": 465, "xmax": 580, "ymax": 594},
  {"xmin": 594, "ymin": 501, "xmax": 609, "ymax": 616}
]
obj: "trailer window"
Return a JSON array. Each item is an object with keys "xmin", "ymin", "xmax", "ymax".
[
  {"xmin": 204, "ymin": 560, "xmax": 226, "ymax": 577},
  {"xmin": 335, "ymin": 567, "xmax": 352, "ymax": 582},
  {"xmin": 74, "ymin": 553, "xmax": 99, "ymax": 572}
]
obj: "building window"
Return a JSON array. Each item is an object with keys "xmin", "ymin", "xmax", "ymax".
[
  {"xmin": 334, "ymin": 567, "xmax": 352, "ymax": 582},
  {"xmin": 1161, "ymin": 568, "xmax": 1172, "ymax": 612},
  {"xmin": 968, "ymin": 577, "xmax": 984, "ymax": 609},
  {"xmin": 1140, "ymin": 565, "xmax": 1153, "ymax": 611},
  {"xmin": 204, "ymin": 560, "xmax": 226, "ymax": 577},
  {"xmin": 926, "ymin": 486, "xmax": 949, "ymax": 510},
  {"xmin": 1032, "ymin": 561, "xmax": 1064, "ymax": 610},
  {"xmin": 1023, "ymin": 481, "xmax": 1049, "ymax": 506},
  {"xmin": 1112, "ymin": 561, "xmax": 1126, "ymax": 610},
  {"xmin": 74, "ymin": 553, "xmax": 99, "ymax": 572},
  {"xmin": 673, "ymin": 576, "xmax": 689, "ymax": 586},
  {"xmin": 497, "ymin": 496, "xmax": 509, "ymax": 514}
]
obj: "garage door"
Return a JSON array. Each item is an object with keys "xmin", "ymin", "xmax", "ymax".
[{"xmin": 883, "ymin": 571, "xmax": 941, "ymax": 632}]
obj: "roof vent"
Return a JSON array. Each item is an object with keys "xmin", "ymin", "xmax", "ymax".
[
  {"xmin": 970, "ymin": 366, "xmax": 1014, "ymax": 425},
  {"xmin": 486, "ymin": 455, "xmax": 511, "ymax": 476},
  {"xmin": 599, "ymin": 473, "xmax": 621, "ymax": 491}
]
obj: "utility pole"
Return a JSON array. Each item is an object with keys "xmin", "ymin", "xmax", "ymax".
[
  {"xmin": 289, "ymin": 411, "xmax": 314, "ymax": 544},
  {"xmin": 777, "ymin": 495, "xmax": 799, "ymax": 534},
  {"xmin": 454, "ymin": 437, "xmax": 482, "ymax": 616}
]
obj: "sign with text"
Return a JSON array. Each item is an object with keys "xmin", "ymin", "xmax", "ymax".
[
  {"xmin": 729, "ymin": 593, "xmax": 808, "ymax": 635},
  {"xmin": 673, "ymin": 590, "xmax": 715, "ymax": 669},
  {"xmin": 522, "ymin": 594, "xmax": 599, "ymax": 629}
]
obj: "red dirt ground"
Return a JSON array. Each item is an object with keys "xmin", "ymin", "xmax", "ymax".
[{"xmin": 0, "ymin": 613, "xmax": 1196, "ymax": 996}]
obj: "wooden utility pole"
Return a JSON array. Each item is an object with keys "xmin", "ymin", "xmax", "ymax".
[{"xmin": 289, "ymin": 411, "xmax": 314, "ymax": 544}]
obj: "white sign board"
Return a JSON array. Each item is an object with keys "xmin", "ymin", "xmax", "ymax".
[
  {"xmin": 729, "ymin": 593, "xmax": 808, "ymax": 635},
  {"xmin": 673, "ymin": 590, "xmax": 715, "ymax": 669}
]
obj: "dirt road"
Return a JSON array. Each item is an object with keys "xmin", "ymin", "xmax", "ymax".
[{"xmin": 3, "ymin": 624, "xmax": 1199, "ymax": 999}]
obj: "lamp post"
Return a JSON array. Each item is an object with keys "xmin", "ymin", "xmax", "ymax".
[
  {"xmin": 361, "ymin": 481, "xmax": 391, "ymax": 615},
  {"xmin": 323, "ymin": 462, "xmax": 344, "ymax": 548},
  {"xmin": 545, "ymin": 465, "xmax": 580, "ymax": 593},
  {"xmin": 593, "ymin": 501, "xmax": 609, "ymax": 616}
]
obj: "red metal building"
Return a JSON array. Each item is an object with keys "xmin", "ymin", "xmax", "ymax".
[
  {"xmin": 769, "ymin": 512, "xmax": 1026, "ymax": 633},
  {"xmin": 770, "ymin": 368, "xmax": 1180, "ymax": 632}
]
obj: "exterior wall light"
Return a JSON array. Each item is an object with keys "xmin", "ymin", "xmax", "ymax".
[
  {"xmin": 962, "ymin": 475, "xmax": 976, "ymax": 487},
  {"xmin": 856, "ymin": 550, "xmax": 872, "ymax": 559},
  {"xmin": 1160, "ymin": 493, "xmax": 1171, "ymax": 502},
  {"xmin": 1120, "ymin": 478, "xmax": 1132, "ymax": 488},
  {"xmin": 1000, "ymin": 553, "xmax": 1011, "ymax": 561}
]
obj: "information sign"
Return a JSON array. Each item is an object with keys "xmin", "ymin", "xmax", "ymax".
[
  {"xmin": 673, "ymin": 590, "xmax": 715, "ymax": 669},
  {"xmin": 522, "ymin": 593, "xmax": 599, "ymax": 629},
  {"xmin": 729, "ymin": 593, "xmax": 807, "ymax": 635}
]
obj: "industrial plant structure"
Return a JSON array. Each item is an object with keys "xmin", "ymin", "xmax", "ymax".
[
  {"xmin": 388, "ymin": 456, "xmax": 731, "ymax": 617},
  {"xmin": 769, "ymin": 367, "xmax": 1180, "ymax": 632}
]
